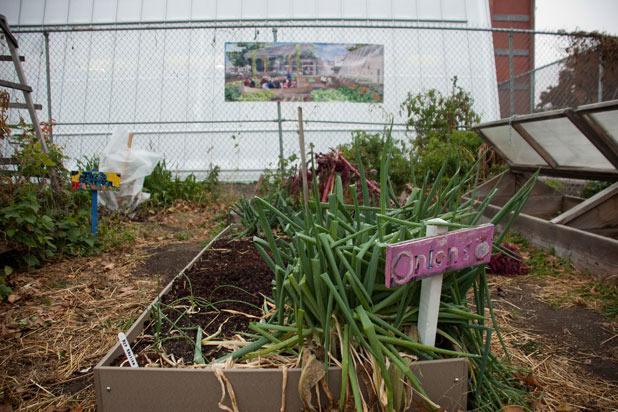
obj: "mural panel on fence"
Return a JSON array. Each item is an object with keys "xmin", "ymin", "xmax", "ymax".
[{"xmin": 225, "ymin": 42, "xmax": 384, "ymax": 103}]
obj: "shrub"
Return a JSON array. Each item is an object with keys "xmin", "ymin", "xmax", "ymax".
[
  {"xmin": 339, "ymin": 130, "xmax": 410, "ymax": 193},
  {"xmin": 0, "ymin": 119, "xmax": 98, "ymax": 274},
  {"xmin": 400, "ymin": 77, "xmax": 498, "ymax": 185},
  {"xmin": 142, "ymin": 160, "xmax": 220, "ymax": 208},
  {"xmin": 581, "ymin": 180, "xmax": 612, "ymax": 198}
]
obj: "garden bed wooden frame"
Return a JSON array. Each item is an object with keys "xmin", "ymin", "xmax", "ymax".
[
  {"xmin": 465, "ymin": 170, "xmax": 618, "ymax": 282},
  {"xmin": 95, "ymin": 226, "xmax": 468, "ymax": 412}
]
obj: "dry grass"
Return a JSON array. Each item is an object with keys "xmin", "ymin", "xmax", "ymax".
[
  {"xmin": 491, "ymin": 303, "xmax": 618, "ymax": 411},
  {"xmin": 0, "ymin": 250, "xmax": 157, "ymax": 411},
  {"xmin": 0, "ymin": 203, "xmax": 230, "ymax": 411},
  {"xmin": 487, "ymin": 267, "xmax": 618, "ymax": 411}
]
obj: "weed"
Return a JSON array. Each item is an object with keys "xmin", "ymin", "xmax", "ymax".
[
  {"xmin": 175, "ymin": 231, "xmax": 192, "ymax": 241},
  {"xmin": 506, "ymin": 231, "xmax": 529, "ymax": 247},
  {"xmin": 104, "ymin": 314, "xmax": 138, "ymax": 331},
  {"xmin": 142, "ymin": 160, "xmax": 221, "ymax": 208},
  {"xmin": 580, "ymin": 180, "xmax": 612, "ymax": 198},
  {"xmin": 544, "ymin": 179, "xmax": 565, "ymax": 193},
  {"xmin": 576, "ymin": 282, "xmax": 618, "ymax": 318},
  {"xmin": 515, "ymin": 339, "xmax": 542, "ymax": 355},
  {"xmin": 98, "ymin": 217, "xmax": 139, "ymax": 250}
]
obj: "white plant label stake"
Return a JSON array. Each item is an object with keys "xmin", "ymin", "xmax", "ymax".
[
  {"xmin": 418, "ymin": 219, "xmax": 449, "ymax": 347},
  {"xmin": 118, "ymin": 332, "xmax": 139, "ymax": 368},
  {"xmin": 384, "ymin": 219, "xmax": 495, "ymax": 347}
]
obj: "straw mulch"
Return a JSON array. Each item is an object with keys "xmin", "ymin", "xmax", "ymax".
[
  {"xmin": 488, "ymin": 270, "xmax": 618, "ymax": 412},
  {"xmin": 0, "ymin": 249, "xmax": 157, "ymax": 411},
  {"xmin": 0, "ymin": 204, "xmax": 229, "ymax": 412}
]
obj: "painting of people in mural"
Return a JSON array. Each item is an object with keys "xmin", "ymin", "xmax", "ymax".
[{"xmin": 224, "ymin": 42, "xmax": 384, "ymax": 102}]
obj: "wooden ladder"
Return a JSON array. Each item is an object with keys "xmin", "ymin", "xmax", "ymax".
[{"xmin": 1, "ymin": 14, "xmax": 58, "ymax": 188}]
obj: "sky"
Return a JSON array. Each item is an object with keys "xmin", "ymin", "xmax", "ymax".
[{"xmin": 535, "ymin": 0, "xmax": 618, "ymax": 36}]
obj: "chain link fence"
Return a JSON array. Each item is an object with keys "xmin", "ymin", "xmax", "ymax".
[{"xmin": 1, "ymin": 21, "xmax": 612, "ymax": 181}]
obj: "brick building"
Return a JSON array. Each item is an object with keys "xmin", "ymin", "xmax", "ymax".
[{"xmin": 490, "ymin": 0, "xmax": 535, "ymax": 117}]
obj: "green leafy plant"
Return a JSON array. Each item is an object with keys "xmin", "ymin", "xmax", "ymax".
[
  {"xmin": 1, "ymin": 266, "xmax": 13, "ymax": 301},
  {"xmin": 581, "ymin": 180, "xmax": 612, "ymax": 198},
  {"xmin": 0, "ymin": 119, "xmax": 98, "ymax": 274},
  {"xmin": 142, "ymin": 160, "xmax": 220, "ymax": 208},
  {"xmin": 400, "ymin": 77, "xmax": 498, "ymax": 185},
  {"xmin": 339, "ymin": 130, "xmax": 410, "ymax": 193},
  {"xmin": 76, "ymin": 154, "xmax": 100, "ymax": 171}
]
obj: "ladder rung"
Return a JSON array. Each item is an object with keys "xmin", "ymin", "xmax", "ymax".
[
  {"xmin": 0, "ymin": 55, "xmax": 24, "ymax": 62},
  {"xmin": 7, "ymin": 102, "xmax": 42, "ymax": 110},
  {"xmin": 0, "ymin": 79, "xmax": 32, "ymax": 92}
]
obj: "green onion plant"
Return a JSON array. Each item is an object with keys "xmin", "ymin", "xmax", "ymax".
[{"xmin": 219, "ymin": 129, "xmax": 537, "ymax": 411}]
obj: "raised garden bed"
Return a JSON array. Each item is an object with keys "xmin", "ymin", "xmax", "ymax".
[
  {"xmin": 95, "ymin": 226, "xmax": 468, "ymax": 412},
  {"xmin": 465, "ymin": 170, "xmax": 618, "ymax": 281}
]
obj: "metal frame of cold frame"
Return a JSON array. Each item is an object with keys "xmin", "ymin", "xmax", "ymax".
[{"xmin": 473, "ymin": 99, "xmax": 618, "ymax": 181}]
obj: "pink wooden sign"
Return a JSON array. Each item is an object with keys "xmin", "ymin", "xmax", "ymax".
[{"xmin": 385, "ymin": 224, "xmax": 495, "ymax": 288}]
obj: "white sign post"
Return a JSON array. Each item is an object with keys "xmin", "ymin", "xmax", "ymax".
[{"xmin": 417, "ymin": 218, "xmax": 448, "ymax": 347}]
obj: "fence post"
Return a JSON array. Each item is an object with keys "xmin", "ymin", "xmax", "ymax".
[
  {"xmin": 44, "ymin": 31, "xmax": 53, "ymax": 142},
  {"xmin": 529, "ymin": 66, "xmax": 535, "ymax": 113},
  {"xmin": 273, "ymin": 27, "xmax": 285, "ymax": 174},
  {"xmin": 508, "ymin": 31, "xmax": 515, "ymax": 116},
  {"xmin": 598, "ymin": 52, "xmax": 604, "ymax": 103}
]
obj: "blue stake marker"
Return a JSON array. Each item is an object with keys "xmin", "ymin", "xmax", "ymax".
[
  {"xmin": 91, "ymin": 188, "xmax": 98, "ymax": 236},
  {"xmin": 91, "ymin": 169, "xmax": 98, "ymax": 236},
  {"xmin": 70, "ymin": 169, "xmax": 120, "ymax": 238}
]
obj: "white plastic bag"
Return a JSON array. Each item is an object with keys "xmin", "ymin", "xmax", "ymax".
[{"xmin": 98, "ymin": 128, "xmax": 162, "ymax": 216}]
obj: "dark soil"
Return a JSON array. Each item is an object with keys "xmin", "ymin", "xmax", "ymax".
[
  {"xmin": 492, "ymin": 281, "xmax": 618, "ymax": 382},
  {"xmin": 132, "ymin": 238, "xmax": 274, "ymax": 365},
  {"xmin": 134, "ymin": 242, "xmax": 204, "ymax": 284}
]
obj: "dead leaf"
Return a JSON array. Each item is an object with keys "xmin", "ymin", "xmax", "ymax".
[
  {"xmin": 0, "ymin": 389, "xmax": 13, "ymax": 412},
  {"xmin": 103, "ymin": 262, "xmax": 115, "ymax": 272},
  {"xmin": 555, "ymin": 403, "xmax": 576, "ymax": 411},
  {"xmin": 70, "ymin": 407, "xmax": 83, "ymax": 412},
  {"xmin": 7, "ymin": 294, "xmax": 20, "ymax": 304},
  {"xmin": 531, "ymin": 398, "xmax": 547, "ymax": 411},
  {"xmin": 299, "ymin": 349, "xmax": 326, "ymax": 411},
  {"xmin": 522, "ymin": 373, "xmax": 541, "ymax": 388},
  {"xmin": 118, "ymin": 287, "xmax": 135, "ymax": 298},
  {"xmin": 502, "ymin": 406, "xmax": 526, "ymax": 412}
]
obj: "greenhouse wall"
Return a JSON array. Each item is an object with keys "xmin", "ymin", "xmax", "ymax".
[{"xmin": 0, "ymin": 0, "xmax": 586, "ymax": 181}]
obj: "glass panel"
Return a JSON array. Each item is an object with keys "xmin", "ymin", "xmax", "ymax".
[
  {"xmin": 481, "ymin": 125, "xmax": 548, "ymax": 165},
  {"xmin": 589, "ymin": 110, "xmax": 618, "ymax": 146},
  {"xmin": 521, "ymin": 118, "xmax": 614, "ymax": 170}
]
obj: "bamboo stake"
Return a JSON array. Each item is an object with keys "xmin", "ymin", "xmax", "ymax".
[{"xmin": 297, "ymin": 107, "xmax": 309, "ymax": 211}]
